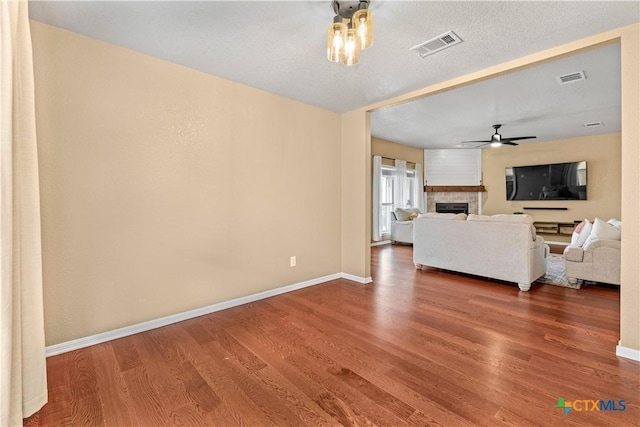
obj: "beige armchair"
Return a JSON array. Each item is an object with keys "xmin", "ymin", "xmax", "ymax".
[
  {"xmin": 564, "ymin": 238, "xmax": 621, "ymax": 285},
  {"xmin": 390, "ymin": 208, "xmax": 420, "ymax": 244}
]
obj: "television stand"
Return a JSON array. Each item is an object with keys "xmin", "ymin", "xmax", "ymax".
[{"xmin": 533, "ymin": 221, "xmax": 576, "ymax": 237}]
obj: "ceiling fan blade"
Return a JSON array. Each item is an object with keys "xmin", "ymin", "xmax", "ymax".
[
  {"xmin": 502, "ymin": 141, "xmax": 519, "ymax": 146},
  {"xmin": 501, "ymin": 136, "xmax": 536, "ymax": 142},
  {"xmin": 458, "ymin": 141, "xmax": 490, "ymax": 148},
  {"xmin": 460, "ymin": 139, "xmax": 492, "ymax": 144}
]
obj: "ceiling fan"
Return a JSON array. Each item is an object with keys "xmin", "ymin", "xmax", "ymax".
[{"xmin": 460, "ymin": 124, "xmax": 536, "ymax": 148}]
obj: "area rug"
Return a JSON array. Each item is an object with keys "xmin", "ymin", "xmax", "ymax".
[{"xmin": 536, "ymin": 254, "xmax": 581, "ymax": 289}]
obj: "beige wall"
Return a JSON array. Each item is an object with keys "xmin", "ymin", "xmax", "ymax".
[
  {"xmin": 371, "ymin": 137, "xmax": 424, "ymax": 169},
  {"xmin": 31, "ymin": 22, "xmax": 342, "ymax": 345},
  {"xmin": 341, "ymin": 111, "xmax": 371, "ymax": 279},
  {"xmin": 619, "ymin": 23, "xmax": 639, "ymax": 351},
  {"xmin": 482, "ymin": 133, "xmax": 621, "ymax": 227},
  {"xmin": 354, "ymin": 24, "xmax": 640, "ymax": 353}
]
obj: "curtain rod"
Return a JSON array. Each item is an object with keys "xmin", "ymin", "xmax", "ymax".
[{"xmin": 379, "ymin": 156, "xmax": 417, "ymax": 165}]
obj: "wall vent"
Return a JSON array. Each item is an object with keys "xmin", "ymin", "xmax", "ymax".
[
  {"xmin": 556, "ymin": 71, "xmax": 586, "ymax": 85},
  {"xmin": 410, "ymin": 31, "xmax": 463, "ymax": 58},
  {"xmin": 583, "ymin": 121, "xmax": 604, "ymax": 128}
]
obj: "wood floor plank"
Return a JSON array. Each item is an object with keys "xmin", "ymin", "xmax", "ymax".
[
  {"xmin": 327, "ymin": 366, "xmax": 415, "ymax": 421},
  {"xmin": 129, "ymin": 332, "xmax": 194, "ymax": 414},
  {"xmin": 26, "ymin": 244, "xmax": 640, "ymax": 426},
  {"xmin": 251, "ymin": 365, "xmax": 339, "ymax": 427},
  {"xmin": 197, "ymin": 351, "xmax": 281, "ymax": 426},
  {"xmin": 91, "ymin": 342, "xmax": 137, "ymax": 426},
  {"xmin": 211, "ymin": 328, "xmax": 268, "ymax": 373},
  {"xmin": 225, "ymin": 323, "xmax": 334, "ymax": 405},
  {"xmin": 175, "ymin": 360, "xmax": 221, "ymax": 414},
  {"xmin": 204, "ymin": 340, "xmax": 308, "ymax": 426},
  {"xmin": 66, "ymin": 350, "xmax": 104, "ymax": 426},
  {"xmin": 286, "ymin": 351, "xmax": 406, "ymax": 427},
  {"xmin": 110, "ymin": 337, "xmax": 143, "ymax": 372},
  {"xmin": 121, "ymin": 366, "xmax": 170, "ymax": 427}
]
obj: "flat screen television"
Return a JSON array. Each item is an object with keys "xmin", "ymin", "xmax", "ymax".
[{"xmin": 505, "ymin": 161, "xmax": 587, "ymax": 201}]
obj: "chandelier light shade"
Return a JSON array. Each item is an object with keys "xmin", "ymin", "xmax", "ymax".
[
  {"xmin": 327, "ymin": 20, "xmax": 347, "ymax": 62},
  {"xmin": 342, "ymin": 26, "xmax": 361, "ymax": 65},
  {"xmin": 327, "ymin": 0, "xmax": 373, "ymax": 66},
  {"xmin": 353, "ymin": 8, "xmax": 373, "ymax": 49}
]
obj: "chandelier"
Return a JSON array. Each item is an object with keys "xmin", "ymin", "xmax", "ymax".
[{"xmin": 327, "ymin": 1, "xmax": 374, "ymax": 66}]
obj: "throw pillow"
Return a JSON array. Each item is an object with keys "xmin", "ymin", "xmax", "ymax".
[
  {"xmin": 607, "ymin": 218, "xmax": 622, "ymax": 230},
  {"xmin": 571, "ymin": 219, "xmax": 592, "ymax": 247},
  {"xmin": 409, "ymin": 212, "xmax": 419, "ymax": 220},
  {"xmin": 394, "ymin": 208, "xmax": 412, "ymax": 221},
  {"xmin": 588, "ymin": 217, "xmax": 621, "ymax": 241}
]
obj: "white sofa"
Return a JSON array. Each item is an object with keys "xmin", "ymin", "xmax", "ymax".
[{"xmin": 413, "ymin": 214, "xmax": 548, "ymax": 291}]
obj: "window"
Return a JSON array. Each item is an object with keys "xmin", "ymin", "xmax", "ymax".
[
  {"xmin": 405, "ymin": 169, "xmax": 415, "ymax": 208},
  {"xmin": 378, "ymin": 166, "xmax": 416, "ymax": 237},
  {"xmin": 380, "ymin": 167, "xmax": 394, "ymax": 235}
]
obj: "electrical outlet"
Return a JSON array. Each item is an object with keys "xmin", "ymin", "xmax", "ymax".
[{"xmin": 290, "ymin": 256, "xmax": 297, "ymax": 267}]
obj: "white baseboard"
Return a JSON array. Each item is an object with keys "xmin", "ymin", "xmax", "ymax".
[
  {"xmin": 370, "ymin": 240, "xmax": 391, "ymax": 247},
  {"xmin": 341, "ymin": 273, "xmax": 373, "ymax": 284},
  {"xmin": 45, "ymin": 271, "xmax": 372, "ymax": 357},
  {"xmin": 616, "ymin": 343, "xmax": 640, "ymax": 361}
]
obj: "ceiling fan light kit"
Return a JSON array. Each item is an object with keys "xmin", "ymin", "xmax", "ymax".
[{"xmin": 327, "ymin": 1, "xmax": 373, "ymax": 66}]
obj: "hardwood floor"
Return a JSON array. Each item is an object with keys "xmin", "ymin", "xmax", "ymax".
[{"xmin": 25, "ymin": 244, "xmax": 639, "ymax": 426}]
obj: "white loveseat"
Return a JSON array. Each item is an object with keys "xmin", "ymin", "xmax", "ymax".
[
  {"xmin": 390, "ymin": 208, "xmax": 421, "ymax": 244},
  {"xmin": 563, "ymin": 218, "xmax": 621, "ymax": 285},
  {"xmin": 413, "ymin": 214, "xmax": 548, "ymax": 291},
  {"xmin": 564, "ymin": 239, "xmax": 621, "ymax": 285}
]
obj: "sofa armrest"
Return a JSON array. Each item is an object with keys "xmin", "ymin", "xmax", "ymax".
[
  {"xmin": 582, "ymin": 238, "xmax": 621, "ymax": 252},
  {"xmin": 564, "ymin": 245, "xmax": 584, "ymax": 262}
]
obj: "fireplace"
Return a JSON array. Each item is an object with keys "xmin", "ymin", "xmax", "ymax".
[
  {"xmin": 436, "ymin": 202, "xmax": 469, "ymax": 215},
  {"xmin": 427, "ymin": 193, "xmax": 478, "ymax": 214}
]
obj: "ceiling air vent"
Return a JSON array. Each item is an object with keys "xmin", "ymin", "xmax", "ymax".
[
  {"xmin": 410, "ymin": 31, "xmax": 463, "ymax": 58},
  {"xmin": 556, "ymin": 71, "xmax": 586, "ymax": 85},
  {"xmin": 583, "ymin": 121, "xmax": 604, "ymax": 128}
]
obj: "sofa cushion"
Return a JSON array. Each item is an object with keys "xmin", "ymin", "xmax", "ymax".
[
  {"xmin": 418, "ymin": 212, "xmax": 467, "ymax": 220},
  {"xmin": 490, "ymin": 214, "xmax": 534, "ymax": 224},
  {"xmin": 466, "ymin": 214, "xmax": 537, "ymax": 240},
  {"xmin": 571, "ymin": 219, "xmax": 592, "ymax": 247},
  {"xmin": 467, "ymin": 213, "xmax": 534, "ymax": 224},
  {"xmin": 466, "ymin": 214, "xmax": 491, "ymax": 222}
]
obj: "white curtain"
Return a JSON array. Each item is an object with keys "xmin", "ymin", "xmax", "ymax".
[
  {"xmin": 1, "ymin": 1, "xmax": 48, "ymax": 425},
  {"xmin": 372, "ymin": 156, "xmax": 382, "ymax": 241},
  {"xmin": 394, "ymin": 159, "xmax": 407, "ymax": 209},
  {"xmin": 413, "ymin": 163, "xmax": 425, "ymax": 212}
]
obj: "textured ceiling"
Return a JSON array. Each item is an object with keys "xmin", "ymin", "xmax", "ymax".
[
  {"xmin": 372, "ymin": 43, "xmax": 621, "ymax": 148},
  {"xmin": 29, "ymin": 1, "xmax": 639, "ymax": 148}
]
